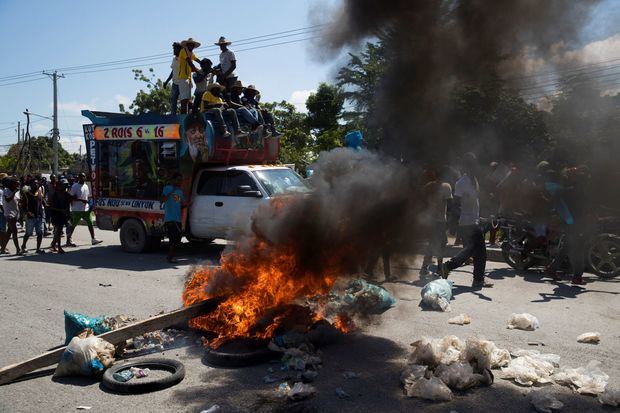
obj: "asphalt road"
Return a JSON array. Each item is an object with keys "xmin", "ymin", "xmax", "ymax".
[{"xmin": 0, "ymin": 229, "xmax": 619, "ymax": 412}]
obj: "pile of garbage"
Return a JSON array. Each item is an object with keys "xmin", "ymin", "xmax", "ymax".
[
  {"xmin": 401, "ymin": 336, "xmax": 509, "ymax": 401},
  {"xmin": 401, "ymin": 335, "xmax": 614, "ymax": 407},
  {"xmin": 64, "ymin": 310, "xmax": 135, "ymax": 344},
  {"xmin": 125, "ymin": 329, "xmax": 188, "ymax": 354},
  {"xmin": 54, "ymin": 329, "xmax": 116, "ymax": 379},
  {"xmin": 315, "ymin": 278, "xmax": 396, "ymax": 319},
  {"xmin": 420, "ymin": 279, "xmax": 453, "ymax": 312}
]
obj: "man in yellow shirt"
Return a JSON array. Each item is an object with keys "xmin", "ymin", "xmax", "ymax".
[
  {"xmin": 178, "ymin": 38, "xmax": 201, "ymax": 114},
  {"xmin": 200, "ymin": 83, "xmax": 243, "ymax": 139}
]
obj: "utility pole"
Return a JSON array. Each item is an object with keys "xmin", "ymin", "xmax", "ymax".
[
  {"xmin": 17, "ymin": 121, "xmax": 20, "ymax": 143},
  {"xmin": 43, "ymin": 70, "xmax": 65, "ymax": 175}
]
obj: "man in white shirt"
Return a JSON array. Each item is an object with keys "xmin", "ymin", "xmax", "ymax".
[
  {"xmin": 163, "ymin": 42, "xmax": 182, "ymax": 115},
  {"xmin": 66, "ymin": 173, "xmax": 102, "ymax": 246},
  {"xmin": 1, "ymin": 177, "xmax": 21, "ymax": 255},
  {"xmin": 440, "ymin": 153, "xmax": 490, "ymax": 289},
  {"xmin": 214, "ymin": 36, "xmax": 237, "ymax": 91},
  {"xmin": 420, "ymin": 168, "xmax": 452, "ymax": 276}
]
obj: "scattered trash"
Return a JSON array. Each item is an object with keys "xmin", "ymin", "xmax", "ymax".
[
  {"xmin": 54, "ymin": 329, "xmax": 115, "ymax": 378},
  {"xmin": 128, "ymin": 329, "xmax": 186, "ymax": 353},
  {"xmin": 302, "ymin": 370, "xmax": 319, "ymax": 382},
  {"xmin": 76, "ymin": 407, "xmax": 92, "ymax": 411},
  {"xmin": 577, "ymin": 332, "xmax": 600, "ymax": 344},
  {"xmin": 404, "ymin": 376, "xmax": 453, "ymax": 401},
  {"xmin": 341, "ymin": 279, "xmax": 396, "ymax": 314},
  {"xmin": 200, "ymin": 405, "xmax": 222, "ymax": 413},
  {"xmin": 129, "ymin": 366, "xmax": 150, "ymax": 378},
  {"xmin": 408, "ymin": 336, "xmax": 463, "ymax": 367},
  {"xmin": 342, "ymin": 371, "xmax": 360, "ymax": 379},
  {"xmin": 63, "ymin": 311, "xmax": 135, "ymax": 344},
  {"xmin": 506, "ymin": 313, "xmax": 540, "ymax": 331},
  {"xmin": 599, "ymin": 387, "xmax": 620, "ymax": 406},
  {"xmin": 501, "ymin": 355, "xmax": 555, "ymax": 386},
  {"xmin": 530, "ymin": 389, "xmax": 564, "ymax": 413},
  {"xmin": 112, "ymin": 369, "xmax": 134, "ymax": 382},
  {"xmin": 98, "ymin": 283, "xmax": 112, "ymax": 287},
  {"xmin": 510, "ymin": 349, "xmax": 560, "ymax": 367},
  {"xmin": 420, "ymin": 279, "xmax": 453, "ymax": 311},
  {"xmin": 287, "ymin": 382, "xmax": 316, "ymax": 401},
  {"xmin": 263, "ymin": 374, "xmax": 280, "ymax": 383},
  {"xmin": 434, "ymin": 362, "xmax": 492, "ymax": 390},
  {"xmin": 448, "ymin": 314, "xmax": 471, "ymax": 325},
  {"xmin": 400, "ymin": 364, "xmax": 429, "ymax": 386},
  {"xmin": 528, "ymin": 341, "xmax": 546, "ymax": 346},
  {"xmin": 335, "ymin": 387, "xmax": 350, "ymax": 399},
  {"xmin": 553, "ymin": 360, "xmax": 609, "ymax": 395}
]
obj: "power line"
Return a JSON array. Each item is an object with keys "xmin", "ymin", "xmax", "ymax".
[{"xmin": 0, "ymin": 25, "xmax": 327, "ymax": 82}]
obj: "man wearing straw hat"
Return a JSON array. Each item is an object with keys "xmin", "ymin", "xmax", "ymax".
[
  {"xmin": 214, "ymin": 36, "xmax": 237, "ymax": 91},
  {"xmin": 178, "ymin": 38, "xmax": 202, "ymax": 114}
]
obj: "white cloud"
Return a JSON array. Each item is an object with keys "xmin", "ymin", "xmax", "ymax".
[
  {"xmin": 289, "ymin": 89, "xmax": 315, "ymax": 113},
  {"xmin": 56, "ymin": 101, "xmax": 97, "ymax": 115},
  {"xmin": 115, "ymin": 94, "xmax": 131, "ymax": 110}
]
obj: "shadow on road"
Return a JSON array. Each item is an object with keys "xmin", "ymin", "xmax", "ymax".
[
  {"xmin": 168, "ymin": 333, "xmax": 608, "ymax": 413},
  {"xmin": 6, "ymin": 242, "xmax": 226, "ymax": 271}
]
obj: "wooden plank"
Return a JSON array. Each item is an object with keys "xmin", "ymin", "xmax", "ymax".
[{"xmin": 0, "ymin": 296, "xmax": 225, "ymax": 385}]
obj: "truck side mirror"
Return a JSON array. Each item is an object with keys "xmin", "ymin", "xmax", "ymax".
[{"xmin": 237, "ymin": 185, "xmax": 262, "ymax": 198}]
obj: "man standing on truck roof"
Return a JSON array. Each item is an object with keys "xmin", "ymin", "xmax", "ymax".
[
  {"xmin": 178, "ymin": 38, "xmax": 202, "ymax": 115},
  {"xmin": 162, "ymin": 173, "xmax": 185, "ymax": 263},
  {"xmin": 163, "ymin": 42, "xmax": 183, "ymax": 116},
  {"xmin": 214, "ymin": 36, "xmax": 237, "ymax": 91},
  {"xmin": 66, "ymin": 173, "xmax": 102, "ymax": 247}
]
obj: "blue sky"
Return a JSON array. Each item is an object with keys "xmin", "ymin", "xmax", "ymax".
[
  {"xmin": 1, "ymin": 0, "xmax": 619, "ymax": 154},
  {"xmin": 0, "ymin": 0, "xmax": 341, "ymax": 153}
]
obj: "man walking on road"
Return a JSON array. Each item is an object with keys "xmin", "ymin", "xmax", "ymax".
[
  {"xmin": 66, "ymin": 173, "xmax": 101, "ymax": 247},
  {"xmin": 162, "ymin": 173, "xmax": 185, "ymax": 263},
  {"xmin": 20, "ymin": 178, "xmax": 46, "ymax": 254},
  {"xmin": 1, "ymin": 177, "xmax": 21, "ymax": 255},
  {"xmin": 440, "ymin": 153, "xmax": 491, "ymax": 289}
]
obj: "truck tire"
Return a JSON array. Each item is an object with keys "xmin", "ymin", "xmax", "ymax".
[
  {"xmin": 102, "ymin": 358, "xmax": 185, "ymax": 394},
  {"xmin": 120, "ymin": 219, "xmax": 148, "ymax": 253}
]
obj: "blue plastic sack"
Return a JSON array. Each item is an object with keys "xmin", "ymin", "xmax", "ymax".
[
  {"xmin": 420, "ymin": 279, "xmax": 454, "ymax": 311},
  {"xmin": 64, "ymin": 310, "xmax": 110, "ymax": 344},
  {"xmin": 343, "ymin": 279, "xmax": 396, "ymax": 314}
]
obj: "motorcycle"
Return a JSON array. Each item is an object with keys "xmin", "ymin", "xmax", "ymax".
[{"xmin": 499, "ymin": 215, "xmax": 620, "ymax": 279}]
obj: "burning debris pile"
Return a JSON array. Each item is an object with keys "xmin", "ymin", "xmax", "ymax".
[{"xmin": 183, "ymin": 149, "xmax": 414, "ymax": 348}]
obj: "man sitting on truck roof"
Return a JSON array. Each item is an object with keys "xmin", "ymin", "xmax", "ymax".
[
  {"xmin": 178, "ymin": 38, "xmax": 202, "ymax": 114},
  {"xmin": 163, "ymin": 42, "xmax": 182, "ymax": 116},
  {"xmin": 200, "ymin": 83, "xmax": 243, "ymax": 139},
  {"xmin": 162, "ymin": 173, "xmax": 185, "ymax": 263},
  {"xmin": 226, "ymin": 80, "xmax": 263, "ymax": 133},
  {"xmin": 242, "ymin": 85, "xmax": 280, "ymax": 137}
]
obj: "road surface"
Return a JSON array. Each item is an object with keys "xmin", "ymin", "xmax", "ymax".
[{"xmin": 0, "ymin": 229, "xmax": 619, "ymax": 412}]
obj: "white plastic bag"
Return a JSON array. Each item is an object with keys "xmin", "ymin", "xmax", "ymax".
[
  {"xmin": 460, "ymin": 337, "xmax": 509, "ymax": 371},
  {"xmin": 408, "ymin": 336, "xmax": 463, "ymax": 367},
  {"xmin": 287, "ymin": 382, "xmax": 316, "ymax": 401},
  {"xmin": 421, "ymin": 279, "xmax": 454, "ymax": 311},
  {"xmin": 400, "ymin": 364, "xmax": 428, "ymax": 386},
  {"xmin": 54, "ymin": 330, "xmax": 115, "ymax": 378},
  {"xmin": 506, "ymin": 313, "xmax": 540, "ymax": 331},
  {"xmin": 405, "ymin": 375, "xmax": 453, "ymax": 401},
  {"xmin": 501, "ymin": 355, "xmax": 555, "ymax": 386},
  {"xmin": 448, "ymin": 314, "xmax": 471, "ymax": 325},
  {"xmin": 434, "ymin": 362, "xmax": 491, "ymax": 390},
  {"xmin": 577, "ymin": 332, "xmax": 600, "ymax": 344},
  {"xmin": 529, "ymin": 389, "xmax": 563, "ymax": 413},
  {"xmin": 599, "ymin": 387, "xmax": 620, "ymax": 407},
  {"xmin": 553, "ymin": 360, "xmax": 609, "ymax": 395},
  {"xmin": 511, "ymin": 349, "xmax": 560, "ymax": 368}
]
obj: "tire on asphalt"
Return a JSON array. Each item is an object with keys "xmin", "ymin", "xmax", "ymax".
[
  {"xmin": 587, "ymin": 233, "xmax": 620, "ymax": 279},
  {"xmin": 102, "ymin": 358, "xmax": 185, "ymax": 394},
  {"xmin": 119, "ymin": 219, "xmax": 148, "ymax": 253},
  {"xmin": 203, "ymin": 339, "xmax": 278, "ymax": 367}
]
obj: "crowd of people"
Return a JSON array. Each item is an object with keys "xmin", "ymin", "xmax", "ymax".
[
  {"xmin": 419, "ymin": 152, "xmax": 593, "ymax": 287},
  {"xmin": 163, "ymin": 36, "xmax": 280, "ymax": 140},
  {"xmin": 0, "ymin": 172, "xmax": 101, "ymax": 256}
]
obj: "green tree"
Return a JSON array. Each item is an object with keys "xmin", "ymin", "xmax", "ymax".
[
  {"xmin": 305, "ymin": 83, "xmax": 344, "ymax": 134},
  {"xmin": 0, "ymin": 136, "xmax": 79, "ymax": 174},
  {"xmin": 120, "ymin": 68, "xmax": 170, "ymax": 114}
]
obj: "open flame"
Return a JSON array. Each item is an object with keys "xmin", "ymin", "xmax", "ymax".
[{"xmin": 183, "ymin": 236, "xmax": 344, "ymax": 348}]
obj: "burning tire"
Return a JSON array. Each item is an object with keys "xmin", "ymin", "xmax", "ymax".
[
  {"xmin": 203, "ymin": 338, "xmax": 278, "ymax": 367},
  {"xmin": 102, "ymin": 358, "xmax": 185, "ymax": 394},
  {"xmin": 587, "ymin": 233, "xmax": 620, "ymax": 279}
]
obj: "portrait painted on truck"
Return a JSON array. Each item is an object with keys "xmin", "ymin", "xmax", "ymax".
[{"xmin": 181, "ymin": 113, "xmax": 213, "ymax": 163}]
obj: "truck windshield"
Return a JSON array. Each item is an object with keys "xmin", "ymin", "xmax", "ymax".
[{"xmin": 253, "ymin": 169, "xmax": 310, "ymax": 196}]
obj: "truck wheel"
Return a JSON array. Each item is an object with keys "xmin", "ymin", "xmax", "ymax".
[{"xmin": 120, "ymin": 219, "xmax": 148, "ymax": 253}]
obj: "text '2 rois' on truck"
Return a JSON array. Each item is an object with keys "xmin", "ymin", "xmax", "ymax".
[{"xmin": 81, "ymin": 110, "xmax": 310, "ymax": 253}]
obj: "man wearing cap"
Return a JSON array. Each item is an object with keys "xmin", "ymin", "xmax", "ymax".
[
  {"xmin": 192, "ymin": 58, "xmax": 214, "ymax": 113},
  {"xmin": 66, "ymin": 173, "xmax": 102, "ymax": 246},
  {"xmin": 214, "ymin": 36, "xmax": 237, "ymax": 91},
  {"xmin": 1, "ymin": 177, "xmax": 21, "ymax": 255},
  {"xmin": 178, "ymin": 38, "xmax": 202, "ymax": 114},
  {"xmin": 164, "ymin": 42, "xmax": 183, "ymax": 116},
  {"xmin": 227, "ymin": 80, "xmax": 262, "ymax": 132},
  {"xmin": 0, "ymin": 173, "xmax": 8, "ymax": 254}
]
